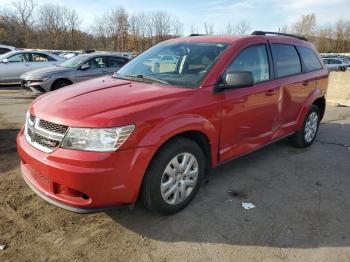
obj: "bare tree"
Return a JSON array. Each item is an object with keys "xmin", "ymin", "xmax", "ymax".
[
  {"xmin": 189, "ymin": 25, "xmax": 199, "ymax": 35},
  {"xmin": 292, "ymin": 13, "xmax": 316, "ymax": 37},
  {"xmin": 65, "ymin": 8, "xmax": 80, "ymax": 49},
  {"xmin": 37, "ymin": 4, "xmax": 69, "ymax": 49},
  {"xmin": 152, "ymin": 11, "xmax": 172, "ymax": 41},
  {"xmin": 203, "ymin": 22, "xmax": 214, "ymax": 35},
  {"xmin": 11, "ymin": 0, "xmax": 36, "ymax": 47},
  {"xmin": 235, "ymin": 20, "xmax": 251, "ymax": 35}
]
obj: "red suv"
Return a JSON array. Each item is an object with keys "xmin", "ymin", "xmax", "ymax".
[{"xmin": 17, "ymin": 31, "xmax": 328, "ymax": 214}]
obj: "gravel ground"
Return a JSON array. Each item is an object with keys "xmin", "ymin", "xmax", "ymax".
[{"xmin": 0, "ymin": 83, "xmax": 349, "ymax": 262}]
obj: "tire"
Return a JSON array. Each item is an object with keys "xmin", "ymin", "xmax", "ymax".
[
  {"xmin": 51, "ymin": 79, "xmax": 71, "ymax": 91},
  {"xmin": 142, "ymin": 137, "xmax": 206, "ymax": 215},
  {"xmin": 293, "ymin": 104, "xmax": 320, "ymax": 148}
]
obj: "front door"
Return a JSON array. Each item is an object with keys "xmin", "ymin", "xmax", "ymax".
[{"xmin": 219, "ymin": 43, "xmax": 279, "ymax": 162}]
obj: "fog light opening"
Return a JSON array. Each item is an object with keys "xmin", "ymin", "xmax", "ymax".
[{"xmin": 81, "ymin": 193, "xmax": 90, "ymax": 200}]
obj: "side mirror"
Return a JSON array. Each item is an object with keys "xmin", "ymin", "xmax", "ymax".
[
  {"xmin": 1, "ymin": 59, "xmax": 9, "ymax": 63},
  {"xmin": 220, "ymin": 71, "xmax": 254, "ymax": 90},
  {"xmin": 80, "ymin": 63, "xmax": 89, "ymax": 71}
]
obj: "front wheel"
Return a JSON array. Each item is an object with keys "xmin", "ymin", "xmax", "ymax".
[
  {"xmin": 293, "ymin": 104, "xmax": 320, "ymax": 148},
  {"xmin": 142, "ymin": 137, "xmax": 206, "ymax": 215}
]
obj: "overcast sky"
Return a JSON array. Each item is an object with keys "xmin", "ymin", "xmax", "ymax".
[{"xmin": 0, "ymin": 0, "xmax": 349, "ymax": 34}]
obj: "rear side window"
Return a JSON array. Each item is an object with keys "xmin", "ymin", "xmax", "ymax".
[
  {"xmin": 0, "ymin": 48, "xmax": 10, "ymax": 54},
  {"xmin": 297, "ymin": 46, "xmax": 322, "ymax": 72},
  {"xmin": 271, "ymin": 44, "xmax": 301, "ymax": 78},
  {"xmin": 227, "ymin": 44, "xmax": 270, "ymax": 83},
  {"xmin": 108, "ymin": 57, "xmax": 128, "ymax": 67}
]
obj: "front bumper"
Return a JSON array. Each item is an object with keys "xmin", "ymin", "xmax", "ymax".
[
  {"xmin": 21, "ymin": 78, "xmax": 53, "ymax": 93},
  {"xmin": 17, "ymin": 128, "xmax": 156, "ymax": 212}
]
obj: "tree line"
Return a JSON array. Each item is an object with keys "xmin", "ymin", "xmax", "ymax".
[{"xmin": 0, "ymin": 0, "xmax": 349, "ymax": 53}]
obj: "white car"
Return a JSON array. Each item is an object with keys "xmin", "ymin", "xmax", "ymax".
[
  {"xmin": 0, "ymin": 50, "xmax": 65, "ymax": 84},
  {"xmin": 0, "ymin": 44, "xmax": 17, "ymax": 55},
  {"xmin": 322, "ymin": 57, "xmax": 350, "ymax": 72}
]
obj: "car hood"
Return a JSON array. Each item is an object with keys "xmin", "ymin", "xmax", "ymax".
[
  {"xmin": 30, "ymin": 76, "xmax": 194, "ymax": 127},
  {"xmin": 21, "ymin": 66, "xmax": 72, "ymax": 78}
]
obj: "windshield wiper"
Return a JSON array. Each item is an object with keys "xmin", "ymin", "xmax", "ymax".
[{"xmin": 115, "ymin": 74, "xmax": 170, "ymax": 85}]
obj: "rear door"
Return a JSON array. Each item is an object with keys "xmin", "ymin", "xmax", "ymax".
[
  {"xmin": 269, "ymin": 43, "xmax": 308, "ymax": 136},
  {"xmin": 219, "ymin": 43, "xmax": 280, "ymax": 162}
]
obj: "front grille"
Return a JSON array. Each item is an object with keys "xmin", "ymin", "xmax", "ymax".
[
  {"xmin": 39, "ymin": 119, "xmax": 68, "ymax": 134},
  {"xmin": 35, "ymin": 133, "xmax": 61, "ymax": 149},
  {"xmin": 29, "ymin": 114, "xmax": 35, "ymax": 124},
  {"xmin": 25, "ymin": 114, "xmax": 68, "ymax": 153}
]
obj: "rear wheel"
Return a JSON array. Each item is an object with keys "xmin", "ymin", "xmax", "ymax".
[
  {"xmin": 142, "ymin": 137, "xmax": 206, "ymax": 215},
  {"xmin": 293, "ymin": 104, "xmax": 320, "ymax": 148},
  {"xmin": 51, "ymin": 79, "xmax": 71, "ymax": 91}
]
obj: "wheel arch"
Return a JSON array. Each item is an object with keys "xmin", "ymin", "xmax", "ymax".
[
  {"xmin": 51, "ymin": 78, "xmax": 73, "ymax": 90},
  {"xmin": 296, "ymin": 88, "xmax": 324, "ymax": 129}
]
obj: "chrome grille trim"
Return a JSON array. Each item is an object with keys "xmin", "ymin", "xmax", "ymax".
[{"xmin": 25, "ymin": 114, "xmax": 68, "ymax": 153}]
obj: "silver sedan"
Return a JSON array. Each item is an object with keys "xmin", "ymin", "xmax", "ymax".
[
  {"xmin": 20, "ymin": 53, "xmax": 129, "ymax": 93},
  {"xmin": 0, "ymin": 50, "xmax": 64, "ymax": 84}
]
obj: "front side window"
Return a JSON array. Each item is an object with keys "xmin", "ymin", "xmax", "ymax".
[
  {"xmin": 271, "ymin": 44, "xmax": 301, "ymax": 78},
  {"xmin": 117, "ymin": 42, "xmax": 228, "ymax": 88},
  {"xmin": 8, "ymin": 53, "xmax": 30, "ymax": 62},
  {"xmin": 88, "ymin": 57, "xmax": 107, "ymax": 69},
  {"xmin": 226, "ymin": 44, "xmax": 270, "ymax": 83},
  {"xmin": 297, "ymin": 46, "xmax": 322, "ymax": 72}
]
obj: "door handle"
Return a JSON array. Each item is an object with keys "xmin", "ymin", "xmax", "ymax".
[
  {"xmin": 265, "ymin": 89, "xmax": 276, "ymax": 96},
  {"xmin": 302, "ymin": 81, "xmax": 310, "ymax": 86}
]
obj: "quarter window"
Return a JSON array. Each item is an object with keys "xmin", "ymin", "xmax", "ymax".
[
  {"xmin": 271, "ymin": 44, "xmax": 301, "ymax": 77},
  {"xmin": 226, "ymin": 44, "xmax": 270, "ymax": 83},
  {"xmin": 297, "ymin": 46, "xmax": 322, "ymax": 72}
]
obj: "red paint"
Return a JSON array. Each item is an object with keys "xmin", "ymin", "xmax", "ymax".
[{"xmin": 17, "ymin": 35, "xmax": 328, "ymax": 210}]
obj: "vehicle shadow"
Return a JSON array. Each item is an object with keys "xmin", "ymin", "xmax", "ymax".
[
  {"xmin": 106, "ymin": 122, "xmax": 350, "ymax": 248},
  {"xmin": 0, "ymin": 129, "xmax": 20, "ymax": 173}
]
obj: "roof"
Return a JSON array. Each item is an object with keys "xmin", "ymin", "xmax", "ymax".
[{"xmin": 165, "ymin": 34, "xmax": 313, "ymax": 48}]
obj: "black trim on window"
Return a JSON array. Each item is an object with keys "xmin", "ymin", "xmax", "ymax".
[
  {"xmin": 296, "ymin": 46, "xmax": 323, "ymax": 73},
  {"xmin": 214, "ymin": 43, "xmax": 272, "ymax": 93},
  {"xmin": 269, "ymin": 43, "xmax": 303, "ymax": 79}
]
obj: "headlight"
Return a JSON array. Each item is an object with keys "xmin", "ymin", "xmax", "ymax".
[
  {"xmin": 61, "ymin": 125, "xmax": 135, "ymax": 152},
  {"xmin": 40, "ymin": 77, "xmax": 51, "ymax": 82}
]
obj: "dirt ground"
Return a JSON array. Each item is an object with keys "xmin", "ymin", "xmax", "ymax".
[{"xmin": 0, "ymin": 73, "xmax": 350, "ymax": 262}]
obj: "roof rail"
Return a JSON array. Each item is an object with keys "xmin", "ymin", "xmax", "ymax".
[
  {"xmin": 251, "ymin": 31, "xmax": 308, "ymax": 41},
  {"xmin": 189, "ymin": 34, "xmax": 207, "ymax": 37}
]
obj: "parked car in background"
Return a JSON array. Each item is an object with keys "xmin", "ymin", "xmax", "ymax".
[
  {"xmin": 17, "ymin": 31, "xmax": 328, "ymax": 215},
  {"xmin": 0, "ymin": 51, "xmax": 64, "ymax": 84},
  {"xmin": 20, "ymin": 53, "xmax": 129, "ymax": 92},
  {"xmin": 322, "ymin": 57, "xmax": 350, "ymax": 71},
  {"xmin": 0, "ymin": 44, "xmax": 18, "ymax": 54}
]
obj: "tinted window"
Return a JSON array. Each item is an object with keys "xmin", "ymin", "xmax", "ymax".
[
  {"xmin": 297, "ymin": 47, "xmax": 322, "ymax": 72},
  {"xmin": 0, "ymin": 48, "xmax": 10, "ymax": 54},
  {"xmin": 87, "ymin": 57, "xmax": 107, "ymax": 69},
  {"xmin": 227, "ymin": 44, "xmax": 270, "ymax": 83},
  {"xmin": 108, "ymin": 57, "xmax": 128, "ymax": 67},
  {"xmin": 271, "ymin": 44, "xmax": 301, "ymax": 77}
]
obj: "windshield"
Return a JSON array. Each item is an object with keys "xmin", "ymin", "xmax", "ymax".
[
  {"xmin": 116, "ymin": 42, "xmax": 228, "ymax": 88},
  {"xmin": 60, "ymin": 55, "xmax": 88, "ymax": 68}
]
